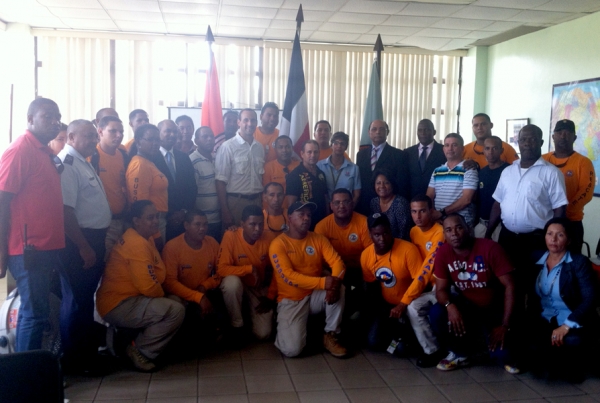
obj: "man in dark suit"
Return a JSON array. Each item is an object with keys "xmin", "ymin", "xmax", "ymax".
[
  {"xmin": 356, "ymin": 119, "xmax": 409, "ymax": 215},
  {"xmin": 405, "ymin": 119, "xmax": 446, "ymax": 199},
  {"xmin": 153, "ymin": 119, "xmax": 197, "ymax": 241}
]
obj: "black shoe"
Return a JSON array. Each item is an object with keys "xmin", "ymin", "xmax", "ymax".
[{"xmin": 416, "ymin": 350, "xmax": 446, "ymax": 368}]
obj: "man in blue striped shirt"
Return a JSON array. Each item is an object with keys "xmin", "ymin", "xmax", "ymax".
[{"xmin": 426, "ymin": 133, "xmax": 478, "ymax": 227}]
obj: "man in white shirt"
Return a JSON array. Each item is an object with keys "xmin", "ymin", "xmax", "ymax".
[{"xmin": 215, "ymin": 109, "xmax": 265, "ymax": 228}]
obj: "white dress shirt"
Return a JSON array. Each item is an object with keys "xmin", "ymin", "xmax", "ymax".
[{"xmin": 214, "ymin": 133, "xmax": 265, "ymax": 195}]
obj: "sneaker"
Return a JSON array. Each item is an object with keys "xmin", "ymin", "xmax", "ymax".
[
  {"xmin": 323, "ymin": 332, "xmax": 347, "ymax": 358},
  {"xmin": 504, "ymin": 364, "xmax": 521, "ymax": 374},
  {"xmin": 436, "ymin": 351, "xmax": 469, "ymax": 371},
  {"xmin": 126, "ymin": 344, "xmax": 156, "ymax": 372},
  {"xmin": 417, "ymin": 350, "xmax": 446, "ymax": 368}
]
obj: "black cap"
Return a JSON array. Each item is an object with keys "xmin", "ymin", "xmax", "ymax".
[
  {"xmin": 288, "ymin": 201, "xmax": 317, "ymax": 216},
  {"xmin": 367, "ymin": 212, "xmax": 390, "ymax": 229},
  {"xmin": 554, "ymin": 119, "xmax": 575, "ymax": 133}
]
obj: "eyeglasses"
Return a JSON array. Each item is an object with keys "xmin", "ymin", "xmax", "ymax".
[
  {"xmin": 50, "ymin": 154, "xmax": 64, "ymax": 174},
  {"xmin": 332, "ymin": 200, "xmax": 352, "ymax": 207}
]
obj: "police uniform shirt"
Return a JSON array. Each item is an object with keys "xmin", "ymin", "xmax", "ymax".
[{"xmin": 59, "ymin": 144, "xmax": 112, "ymax": 229}]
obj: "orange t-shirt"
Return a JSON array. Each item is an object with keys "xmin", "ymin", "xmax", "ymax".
[
  {"xmin": 254, "ymin": 127, "xmax": 279, "ymax": 163},
  {"xmin": 126, "ymin": 155, "xmax": 169, "ymax": 212},
  {"xmin": 95, "ymin": 145, "xmax": 127, "ymax": 215},
  {"xmin": 314, "ymin": 212, "xmax": 372, "ymax": 269},
  {"xmin": 262, "ymin": 159, "xmax": 300, "ymax": 210},
  {"xmin": 463, "ymin": 140, "xmax": 519, "ymax": 168},
  {"xmin": 269, "ymin": 232, "xmax": 345, "ymax": 302},
  {"xmin": 123, "ymin": 138, "xmax": 135, "ymax": 153},
  {"xmin": 263, "ymin": 209, "xmax": 289, "ymax": 244},
  {"xmin": 96, "ymin": 228, "xmax": 166, "ymax": 317},
  {"xmin": 217, "ymin": 227, "xmax": 271, "ymax": 283},
  {"xmin": 542, "ymin": 151, "xmax": 596, "ymax": 221},
  {"xmin": 162, "ymin": 233, "xmax": 221, "ymax": 304},
  {"xmin": 360, "ymin": 239, "xmax": 423, "ymax": 306},
  {"xmin": 408, "ymin": 223, "xmax": 445, "ymax": 302}
]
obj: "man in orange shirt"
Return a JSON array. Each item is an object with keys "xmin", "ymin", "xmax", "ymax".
[
  {"xmin": 162, "ymin": 210, "xmax": 224, "ymax": 343},
  {"xmin": 270, "ymin": 201, "xmax": 347, "ymax": 358},
  {"xmin": 315, "ymin": 189, "xmax": 371, "ymax": 318},
  {"xmin": 262, "ymin": 182, "xmax": 288, "ymax": 244},
  {"xmin": 464, "ymin": 113, "xmax": 518, "ymax": 168},
  {"xmin": 91, "ymin": 116, "xmax": 129, "ymax": 259},
  {"xmin": 542, "ymin": 119, "xmax": 595, "ymax": 253},
  {"xmin": 262, "ymin": 135, "xmax": 300, "ymax": 210},
  {"xmin": 360, "ymin": 213, "xmax": 422, "ymax": 354},
  {"xmin": 254, "ymin": 102, "xmax": 280, "ymax": 162},
  {"xmin": 123, "ymin": 109, "xmax": 150, "ymax": 153},
  {"xmin": 408, "ymin": 194, "xmax": 445, "ymax": 367},
  {"xmin": 218, "ymin": 205, "xmax": 273, "ymax": 344}
]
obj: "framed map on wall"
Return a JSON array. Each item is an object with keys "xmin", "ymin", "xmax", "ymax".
[{"xmin": 551, "ymin": 77, "xmax": 600, "ymax": 196}]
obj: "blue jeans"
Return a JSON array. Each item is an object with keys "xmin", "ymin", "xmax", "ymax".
[{"xmin": 8, "ymin": 250, "xmax": 62, "ymax": 352}]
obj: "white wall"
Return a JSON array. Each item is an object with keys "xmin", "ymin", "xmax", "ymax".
[{"xmin": 486, "ymin": 11, "xmax": 600, "ymax": 250}]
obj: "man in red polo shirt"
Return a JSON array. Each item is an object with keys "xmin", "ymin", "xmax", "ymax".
[{"xmin": 0, "ymin": 98, "xmax": 66, "ymax": 352}]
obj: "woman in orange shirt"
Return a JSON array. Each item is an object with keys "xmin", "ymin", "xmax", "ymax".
[
  {"xmin": 126, "ymin": 124, "xmax": 169, "ymax": 244},
  {"xmin": 96, "ymin": 200, "xmax": 184, "ymax": 372}
]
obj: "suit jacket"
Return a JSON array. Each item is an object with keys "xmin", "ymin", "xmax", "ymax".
[
  {"xmin": 356, "ymin": 143, "xmax": 409, "ymax": 215},
  {"xmin": 152, "ymin": 149, "xmax": 197, "ymax": 216},
  {"xmin": 405, "ymin": 141, "xmax": 446, "ymax": 199}
]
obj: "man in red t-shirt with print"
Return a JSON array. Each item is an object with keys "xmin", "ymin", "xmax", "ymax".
[{"xmin": 430, "ymin": 213, "xmax": 518, "ymax": 374}]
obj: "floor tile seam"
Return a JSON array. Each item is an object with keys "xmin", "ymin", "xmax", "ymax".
[{"xmin": 478, "ymin": 379, "xmax": 543, "ymax": 401}]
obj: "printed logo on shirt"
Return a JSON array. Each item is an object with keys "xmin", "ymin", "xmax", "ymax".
[
  {"xmin": 375, "ymin": 267, "xmax": 396, "ymax": 288},
  {"xmin": 426, "ymin": 241, "xmax": 432, "ymax": 251},
  {"xmin": 305, "ymin": 246, "xmax": 315, "ymax": 256},
  {"xmin": 147, "ymin": 264, "xmax": 158, "ymax": 283},
  {"xmin": 479, "ymin": 181, "xmax": 484, "ymax": 189},
  {"xmin": 260, "ymin": 254, "xmax": 267, "ymax": 261},
  {"xmin": 348, "ymin": 233, "xmax": 358, "ymax": 242},
  {"xmin": 566, "ymin": 170, "xmax": 574, "ymax": 177}
]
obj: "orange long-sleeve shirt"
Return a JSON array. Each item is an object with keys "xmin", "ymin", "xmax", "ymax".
[
  {"xmin": 162, "ymin": 233, "xmax": 221, "ymax": 304},
  {"xmin": 314, "ymin": 212, "xmax": 372, "ymax": 269},
  {"xmin": 542, "ymin": 151, "xmax": 595, "ymax": 221},
  {"xmin": 217, "ymin": 228, "xmax": 271, "ymax": 282},
  {"xmin": 360, "ymin": 239, "xmax": 423, "ymax": 306},
  {"xmin": 408, "ymin": 223, "xmax": 445, "ymax": 303},
  {"xmin": 254, "ymin": 127, "xmax": 279, "ymax": 163},
  {"xmin": 269, "ymin": 232, "xmax": 345, "ymax": 302},
  {"xmin": 463, "ymin": 140, "xmax": 519, "ymax": 168},
  {"xmin": 263, "ymin": 209, "xmax": 289, "ymax": 244},
  {"xmin": 126, "ymin": 155, "xmax": 168, "ymax": 212},
  {"xmin": 96, "ymin": 228, "xmax": 166, "ymax": 317},
  {"xmin": 94, "ymin": 144, "xmax": 127, "ymax": 215}
]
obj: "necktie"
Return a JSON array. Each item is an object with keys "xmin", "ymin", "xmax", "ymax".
[
  {"xmin": 371, "ymin": 146, "xmax": 378, "ymax": 171},
  {"xmin": 419, "ymin": 146, "xmax": 428, "ymax": 172},
  {"xmin": 166, "ymin": 151, "xmax": 176, "ymax": 181}
]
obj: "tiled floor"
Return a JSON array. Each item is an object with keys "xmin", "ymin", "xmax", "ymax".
[{"xmin": 62, "ymin": 342, "xmax": 600, "ymax": 403}]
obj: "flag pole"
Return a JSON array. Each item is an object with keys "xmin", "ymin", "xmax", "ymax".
[
  {"xmin": 374, "ymin": 34, "xmax": 384, "ymax": 88},
  {"xmin": 296, "ymin": 5, "xmax": 304, "ymax": 37}
]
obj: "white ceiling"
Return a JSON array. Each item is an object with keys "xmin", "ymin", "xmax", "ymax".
[{"xmin": 1, "ymin": 0, "xmax": 599, "ymax": 51}]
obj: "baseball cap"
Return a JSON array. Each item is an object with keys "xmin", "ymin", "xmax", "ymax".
[
  {"xmin": 553, "ymin": 119, "xmax": 575, "ymax": 133},
  {"xmin": 367, "ymin": 212, "xmax": 391, "ymax": 229},
  {"xmin": 288, "ymin": 201, "xmax": 317, "ymax": 215}
]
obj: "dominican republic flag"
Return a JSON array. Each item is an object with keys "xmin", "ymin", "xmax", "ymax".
[
  {"xmin": 280, "ymin": 32, "xmax": 310, "ymax": 155},
  {"xmin": 360, "ymin": 59, "xmax": 383, "ymax": 146},
  {"xmin": 201, "ymin": 43, "xmax": 224, "ymax": 136}
]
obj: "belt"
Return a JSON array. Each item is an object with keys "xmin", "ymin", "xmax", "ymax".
[{"xmin": 227, "ymin": 192, "xmax": 261, "ymax": 200}]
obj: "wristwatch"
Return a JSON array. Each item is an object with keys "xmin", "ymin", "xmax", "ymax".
[{"xmin": 444, "ymin": 301, "xmax": 452, "ymax": 308}]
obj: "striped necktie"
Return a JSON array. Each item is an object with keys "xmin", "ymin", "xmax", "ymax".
[
  {"xmin": 371, "ymin": 146, "xmax": 379, "ymax": 171},
  {"xmin": 166, "ymin": 151, "xmax": 176, "ymax": 182}
]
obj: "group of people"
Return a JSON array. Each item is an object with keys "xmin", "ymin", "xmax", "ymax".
[{"xmin": 0, "ymin": 97, "xmax": 598, "ymax": 383}]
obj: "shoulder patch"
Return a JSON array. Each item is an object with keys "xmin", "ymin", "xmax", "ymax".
[{"xmin": 64, "ymin": 154, "xmax": 74, "ymax": 165}]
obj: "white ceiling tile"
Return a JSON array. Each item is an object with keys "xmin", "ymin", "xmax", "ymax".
[
  {"xmin": 269, "ymin": 20, "xmax": 322, "ymax": 31},
  {"xmin": 99, "ymin": 0, "xmax": 161, "ymax": 12},
  {"xmin": 160, "ymin": 0, "xmax": 218, "ymax": 3},
  {"xmin": 220, "ymin": 6, "xmax": 278, "ymax": 19},
  {"xmin": 432, "ymin": 17, "xmax": 494, "ymax": 30},
  {"xmin": 398, "ymin": 3, "xmax": 467, "ymax": 17},
  {"xmin": 479, "ymin": 21, "xmax": 523, "ymax": 31},
  {"xmin": 47, "ymin": 6, "xmax": 110, "ymax": 19},
  {"xmin": 2, "ymin": 4, "xmax": 55, "ymax": 20},
  {"xmin": 309, "ymin": 31, "xmax": 361, "ymax": 42},
  {"xmin": 438, "ymin": 38, "xmax": 474, "ymax": 50},
  {"xmin": 107, "ymin": 10, "xmax": 164, "ymax": 22},
  {"xmin": 263, "ymin": 28, "xmax": 297, "ymax": 39},
  {"xmin": 461, "ymin": 30, "xmax": 498, "ymax": 39},
  {"xmin": 415, "ymin": 27, "xmax": 472, "ymax": 38},
  {"xmin": 62, "ymin": 18, "xmax": 119, "ymax": 30},
  {"xmin": 216, "ymin": 25, "xmax": 265, "ymax": 37},
  {"xmin": 25, "ymin": 16, "xmax": 71, "ymax": 28},
  {"xmin": 382, "ymin": 15, "xmax": 442, "ymax": 27},
  {"xmin": 166, "ymin": 23, "xmax": 209, "ymax": 34},
  {"xmin": 223, "ymin": 0, "xmax": 284, "ymax": 6},
  {"xmin": 509, "ymin": 10, "xmax": 575, "ymax": 24},
  {"xmin": 319, "ymin": 23, "xmax": 374, "ymax": 34},
  {"xmin": 472, "ymin": 0, "xmax": 550, "ymax": 9},
  {"xmin": 159, "ymin": 2, "xmax": 219, "ymax": 14},
  {"xmin": 368, "ymin": 25, "xmax": 422, "ymax": 36},
  {"xmin": 162, "ymin": 13, "xmax": 214, "ymax": 25},
  {"xmin": 551, "ymin": 13, "xmax": 588, "ymax": 24},
  {"xmin": 399, "ymin": 36, "xmax": 451, "ymax": 50},
  {"xmin": 218, "ymin": 17, "xmax": 271, "ymax": 28},
  {"xmin": 330, "ymin": 12, "xmax": 389, "ymax": 25},
  {"xmin": 356, "ymin": 34, "xmax": 407, "ymax": 45},
  {"xmin": 450, "ymin": 6, "xmax": 522, "ymax": 20},
  {"xmin": 38, "ymin": 0, "xmax": 102, "ymax": 8},
  {"xmin": 340, "ymin": 0, "xmax": 409, "ymax": 14},
  {"xmin": 115, "ymin": 20, "xmax": 167, "ymax": 32},
  {"xmin": 536, "ymin": 0, "xmax": 600, "ymax": 13},
  {"xmin": 275, "ymin": 8, "xmax": 334, "ymax": 22},
  {"xmin": 282, "ymin": 0, "xmax": 348, "ymax": 11}
]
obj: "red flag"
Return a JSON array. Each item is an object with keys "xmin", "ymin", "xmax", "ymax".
[{"xmin": 201, "ymin": 44, "xmax": 224, "ymax": 136}]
